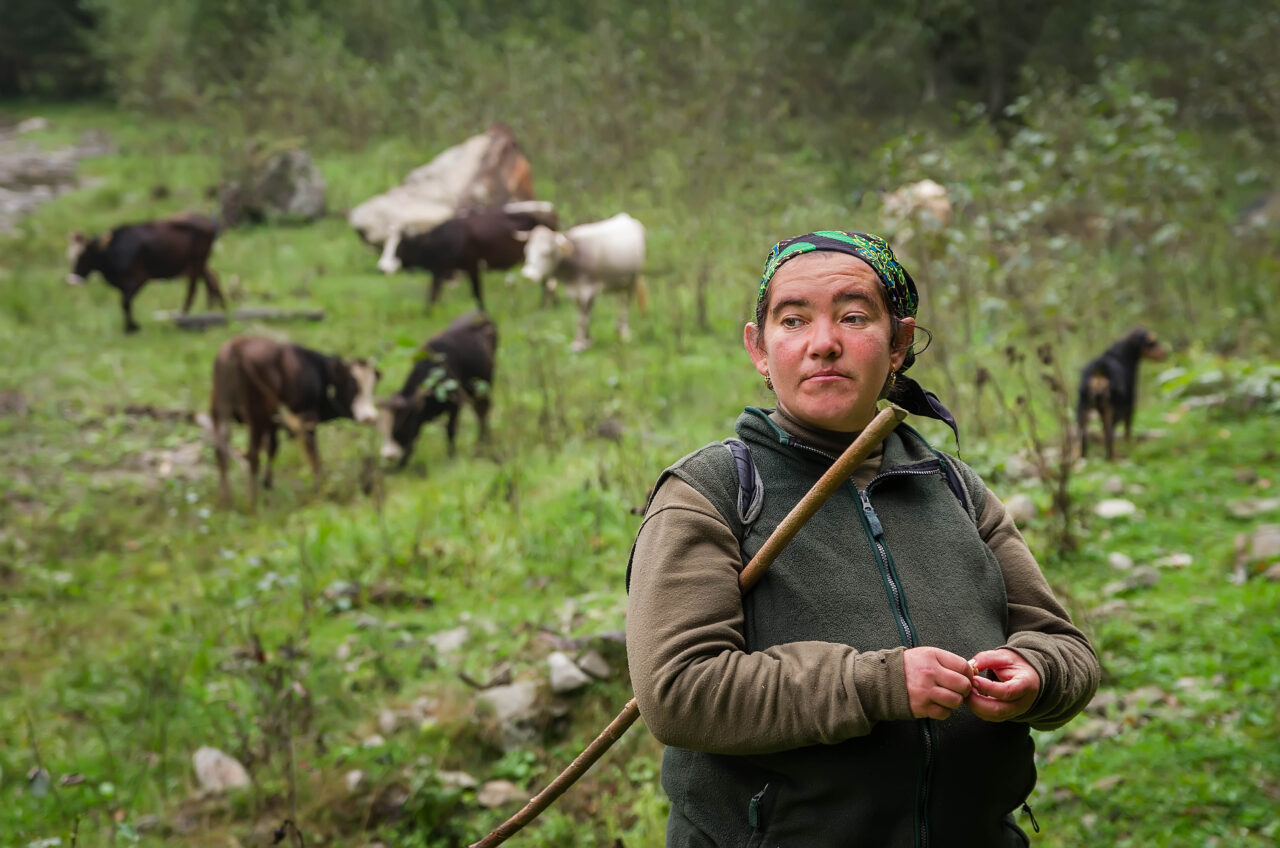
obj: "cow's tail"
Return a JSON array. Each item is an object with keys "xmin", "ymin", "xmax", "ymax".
[{"xmin": 634, "ymin": 275, "xmax": 649, "ymax": 314}]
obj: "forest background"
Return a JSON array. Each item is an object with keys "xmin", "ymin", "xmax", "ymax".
[{"xmin": 2, "ymin": 1, "xmax": 1279, "ymax": 846}]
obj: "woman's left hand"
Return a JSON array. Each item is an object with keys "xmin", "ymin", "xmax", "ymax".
[{"xmin": 966, "ymin": 649, "xmax": 1040, "ymax": 722}]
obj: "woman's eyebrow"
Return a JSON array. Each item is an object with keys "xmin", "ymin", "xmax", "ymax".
[{"xmin": 769, "ymin": 296, "xmax": 811, "ymax": 318}]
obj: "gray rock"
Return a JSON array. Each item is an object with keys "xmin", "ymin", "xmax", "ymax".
[
  {"xmin": 1094, "ymin": 498, "xmax": 1136, "ymax": 519},
  {"xmin": 477, "ymin": 779, "xmax": 529, "ymax": 809},
  {"xmin": 478, "ymin": 680, "xmax": 540, "ymax": 724},
  {"xmin": 438, "ymin": 770, "xmax": 478, "ymax": 790},
  {"xmin": 1107, "ymin": 552, "xmax": 1134, "ymax": 571},
  {"xmin": 428, "ymin": 625, "xmax": 469, "ymax": 655},
  {"xmin": 576, "ymin": 649, "xmax": 613, "ymax": 680},
  {"xmin": 221, "ymin": 148, "xmax": 327, "ymax": 225},
  {"xmin": 192, "ymin": 746, "xmax": 250, "ymax": 793},
  {"xmin": 548, "ymin": 651, "xmax": 592, "ymax": 693}
]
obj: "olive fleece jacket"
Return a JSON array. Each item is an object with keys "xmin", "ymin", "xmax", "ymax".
[{"xmin": 626, "ymin": 411, "xmax": 1099, "ymax": 755}]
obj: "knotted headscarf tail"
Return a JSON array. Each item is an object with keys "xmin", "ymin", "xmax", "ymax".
[{"xmin": 757, "ymin": 230, "xmax": 960, "ymax": 446}]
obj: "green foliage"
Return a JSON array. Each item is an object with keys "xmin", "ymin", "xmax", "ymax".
[{"xmin": 2, "ymin": 9, "xmax": 1280, "ymax": 843}]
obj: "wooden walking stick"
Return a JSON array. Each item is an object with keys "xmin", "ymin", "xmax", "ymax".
[{"xmin": 470, "ymin": 404, "xmax": 909, "ymax": 848}]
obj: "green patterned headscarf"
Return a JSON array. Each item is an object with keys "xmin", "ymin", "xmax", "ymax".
[
  {"xmin": 757, "ymin": 230, "xmax": 919, "ymax": 319},
  {"xmin": 754, "ymin": 229, "xmax": 961, "ymax": 444}
]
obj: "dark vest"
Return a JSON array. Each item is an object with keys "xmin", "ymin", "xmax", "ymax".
[{"xmin": 653, "ymin": 410, "xmax": 1034, "ymax": 848}]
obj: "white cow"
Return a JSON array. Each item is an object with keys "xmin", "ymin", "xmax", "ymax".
[{"xmin": 519, "ymin": 213, "xmax": 647, "ymax": 352}]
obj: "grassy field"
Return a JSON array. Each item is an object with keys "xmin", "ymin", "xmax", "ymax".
[{"xmin": 2, "ymin": 102, "xmax": 1278, "ymax": 847}]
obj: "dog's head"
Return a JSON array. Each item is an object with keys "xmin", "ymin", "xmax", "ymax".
[{"xmin": 1133, "ymin": 329, "xmax": 1169, "ymax": 363}]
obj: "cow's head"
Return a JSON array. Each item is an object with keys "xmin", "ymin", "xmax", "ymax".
[
  {"xmin": 65, "ymin": 231, "xmax": 94, "ymax": 285},
  {"xmin": 519, "ymin": 225, "xmax": 571, "ymax": 284},
  {"xmin": 344, "ymin": 358, "xmax": 381, "ymax": 424},
  {"xmin": 376, "ymin": 230, "xmax": 403, "ymax": 275},
  {"xmin": 377, "ymin": 393, "xmax": 417, "ymax": 467}
]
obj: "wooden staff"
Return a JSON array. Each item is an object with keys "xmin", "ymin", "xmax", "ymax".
[{"xmin": 470, "ymin": 404, "xmax": 909, "ymax": 848}]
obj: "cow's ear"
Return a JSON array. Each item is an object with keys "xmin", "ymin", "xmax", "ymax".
[
  {"xmin": 96, "ymin": 230, "xmax": 113, "ymax": 249},
  {"xmin": 68, "ymin": 231, "xmax": 85, "ymax": 246}
]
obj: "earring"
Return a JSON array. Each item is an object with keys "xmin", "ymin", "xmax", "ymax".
[
  {"xmin": 884, "ymin": 370, "xmax": 897, "ymax": 396},
  {"xmin": 764, "ymin": 374, "xmax": 774, "ymax": 392}
]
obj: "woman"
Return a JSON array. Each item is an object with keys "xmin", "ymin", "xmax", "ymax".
[{"xmin": 626, "ymin": 231, "xmax": 1100, "ymax": 847}]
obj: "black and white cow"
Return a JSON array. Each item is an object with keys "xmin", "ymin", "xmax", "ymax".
[
  {"xmin": 518, "ymin": 213, "xmax": 647, "ymax": 352},
  {"xmin": 378, "ymin": 311, "xmax": 498, "ymax": 467}
]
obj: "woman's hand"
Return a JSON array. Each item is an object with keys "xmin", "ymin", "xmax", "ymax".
[
  {"xmin": 903, "ymin": 647, "xmax": 974, "ymax": 720},
  {"xmin": 966, "ymin": 649, "xmax": 1040, "ymax": 722}
]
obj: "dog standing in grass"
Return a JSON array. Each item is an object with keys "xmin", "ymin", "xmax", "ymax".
[{"xmin": 1077, "ymin": 328, "xmax": 1169, "ymax": 460}]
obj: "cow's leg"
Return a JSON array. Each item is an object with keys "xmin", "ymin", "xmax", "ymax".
[
  {"xmin": 182, "ymin": 274, "xmax": 199, "ymax": 314},
  {"xmin": 467, "ymin": 266, "xmax": 486, "ymax": 312},
  {"xmin": 540, "ymin": 277, "xmax": 559, "ymax": 308},
  {"xmin": 445, "ymin": 407, "xmax": 460, "ymax": 457},
  {"xmin": 262, "ymin": 426, "xmax": 280, "ymax": 490},
  {"xmin": 570, "ymin": 284, "xmax": 598, "ymax": 353},
  {"xmin": 120, "ymin": 283, "xmax": 142, "ymax": 333},
  {"xmin": 301, "ymin": 429, "xmax": 323, "ymax": 488},
  {"xmin": 246, "ymin": 422, "xmax": 266, "ymax": 508},
  {"xmin": 213, "ymin": 418, "xmax": 233, "ymax": 505},
  {"xmin": 474, "ymin": 395, "xmax": 492, "ymax": 444},
  {"xmin": 203, "ymin": 266, "xmax": 227, "ymax": 310},
  {"xmin": 616, "ymin": 286, "xmax": 633, "ymax": 343},
  {"xmin": 428, "ymin": 274, "xmax": 445, "ymax": 309}
]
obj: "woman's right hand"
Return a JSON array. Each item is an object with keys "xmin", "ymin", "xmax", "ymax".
[{"xmin": 903, "ymin": 646, "xmax": 974, "ymax": 720}]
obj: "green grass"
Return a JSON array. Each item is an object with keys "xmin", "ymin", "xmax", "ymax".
[{"xmin": 2, "ymin": 101, "xmax": 1279, "ymax": 847}]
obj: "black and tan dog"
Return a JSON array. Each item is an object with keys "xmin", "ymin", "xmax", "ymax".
[{"xmin": 1077, "ymin": 328, "xmax": 1169, "ymax": 461}]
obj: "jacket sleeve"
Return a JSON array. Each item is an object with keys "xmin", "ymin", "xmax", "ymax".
[
  {"xmin": 626, "ymin": 476, "xmax": 914, "ymax": 755},
  {"xmin": 979, "ymin": 489, "xmax": 1102, "ymax": 729}
]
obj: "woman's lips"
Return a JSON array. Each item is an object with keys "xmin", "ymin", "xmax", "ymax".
[{"xmin": 804, "ymin": 371, "xmax": 850, "ymax": 383}]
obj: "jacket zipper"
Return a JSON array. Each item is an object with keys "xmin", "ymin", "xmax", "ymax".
[
  {"xmin": 864, "ymin": 467, "xmax": 942, "ymax": 848},
  {"xmin": 786, "ymin": 440, "xmax": 943, "ymax": 847}
]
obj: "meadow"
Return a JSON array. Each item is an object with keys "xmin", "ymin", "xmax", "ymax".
[{"xmin": 1, "ymin": 90, "xmax": 1278, "ymax": 848}]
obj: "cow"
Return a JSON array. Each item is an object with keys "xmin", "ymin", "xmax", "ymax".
[
  {"xmin": 376, "ymin": 203, "xmax": 558, "ymax": 311},
  {"xmin": 66, "ymin": 213, "xmax": 227, "ymax": 333},
  {"xmin": 210, "ymin": 336, "xmax": 380, "ymax": 508},
  {"xmin": 378, "ymin": 311, "xmax": 497, "ymax": 468},
  {"xmin": 518, "ymin": 213, "xmax": 647, "ymax": 352}
]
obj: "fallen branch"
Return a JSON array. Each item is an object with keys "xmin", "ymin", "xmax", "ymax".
[{"xmin": 153, "ymin": 308, "xmax": 326, "ymax": 330}]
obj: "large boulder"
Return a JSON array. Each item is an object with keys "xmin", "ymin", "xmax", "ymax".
[
  {"xmin": 220, "ymin": 147, "xmax": 327, "ymax": 226},
  {"xmin": 349, "ymin": 121, "xmax": 536, "ymax": 247}
]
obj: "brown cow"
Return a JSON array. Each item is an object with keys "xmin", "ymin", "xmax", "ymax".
[
  {"xmin": 66, "ymin": 213, "xmax": 227, "ymax": 333},
  {"xmin": 210, "ymin": 337, "xmax": 380, "ymax": 507},
  {"xmin": 376, "ymin": 204, "xmax": 557, "ymax": 310}
]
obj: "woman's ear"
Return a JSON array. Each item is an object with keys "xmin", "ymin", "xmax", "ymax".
[
  {"xmin": 744, "ymin": 323, "xmax": 769, "ymax": 377},
  {"xmin": 891, "ymin": 317, "xmax": 916, "ymax": 370}
]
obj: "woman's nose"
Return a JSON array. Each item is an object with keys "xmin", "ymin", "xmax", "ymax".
[{"xmin": 809, "ymin": 318, "xmax": 842, "ymax": 357}]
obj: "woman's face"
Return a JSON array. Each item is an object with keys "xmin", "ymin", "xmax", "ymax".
[{"xmin": 744, "ymin": 252, "xmax": 915, "ymax": 432}]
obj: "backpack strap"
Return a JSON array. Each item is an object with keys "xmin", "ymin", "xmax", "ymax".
[
  {"xmin": 723, "ymin": 437, "xmax": 764, "ymax": 530},
  {"xmin": 625, "ymin": 438, "xmax": 765, "ymax": 592},
  {"xmin": 933, "ymin": 449, "xmax": 987, "ymax": 524}
]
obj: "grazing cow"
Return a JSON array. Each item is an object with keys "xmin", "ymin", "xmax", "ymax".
[
  {"xmin": 210, "ymin": 337, "xmax": 380, "ymax": 507},
  {"xmin": 518, "ymin": 213, "xmax": 647, "ymax": 352},
  {"xmin": 1077, "ymin": 328, "xmax": 1169, "ymax": 461},
  {"xmin": 66, "ymin": 213, "xmax": 226, "ymax": 333},
  {"xmin": 378, "ymin": 311, "xmax": 497, "ymax": 468},
  {"xmin": 376, "ymin": 203, "xmax": 557, "ymax": 310}
]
